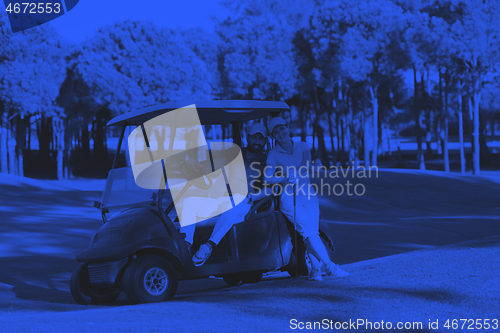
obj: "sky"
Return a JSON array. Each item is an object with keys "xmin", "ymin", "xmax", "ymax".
[{"xmin": 2, "ymin": 0, "xmax": 230, "ymax": 43}]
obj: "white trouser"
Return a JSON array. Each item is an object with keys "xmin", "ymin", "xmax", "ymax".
[{"xmin": 181, "ymin": 196, "xmax": 251, "ymax": 245}]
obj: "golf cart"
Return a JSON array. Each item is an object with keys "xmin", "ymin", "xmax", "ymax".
[{"xmin": 70, "ymin": 100, "xmax": 336, "ymax": 305}]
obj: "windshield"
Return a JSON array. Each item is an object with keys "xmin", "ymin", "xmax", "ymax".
[{"xmin": 101, "ymin": 167, "xmax": 159, "ymax": 209}]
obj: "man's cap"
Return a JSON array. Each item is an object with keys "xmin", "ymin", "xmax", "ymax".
[
  {"xmin": 267, "ymin": 117, "xmax": 287, "ymax": 135},
  {"xmin": 248, "ymin": 122, "xmax": 268, "ymax": 137}
]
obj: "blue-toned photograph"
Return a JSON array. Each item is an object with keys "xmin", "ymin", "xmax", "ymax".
[{"xmin": 0, "ymin": 0, "xmax": 499, "ymax": 332}]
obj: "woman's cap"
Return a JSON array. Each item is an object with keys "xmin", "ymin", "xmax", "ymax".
[
  {"xmin": 267, "ymin": 117, "xmax": 287, "ymax": 134},
  {"xmin": 248, "ymin": 123, "xmax": 267, "ymax": 136}
]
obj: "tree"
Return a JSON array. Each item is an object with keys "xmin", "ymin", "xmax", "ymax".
[
  {"xmin": 0, "ymin": 11, "xmax": 12, "ymax": 174},
  {"xmin": 217, "ymin": 12, "xmax": 298, "ymax": 101},
  {"xmin": 59, "ymin": 20, "xmax": 213, "ymax": 176},
  {"xmin": 425, "ymin": 13, "xmax": 457, "ymax": 172},
  {"xmin": 0, "ymin": 14, "xmax": 67, "ymax": 176},
  {"xmin": 393, "ymin": 3, "xmax": 438, "ymax": 170},
  {"xmin": 446, "ymin": 0, "xmax": 500, "ymax": 174},
  {"xmin": 180, "ymin": 28, "xmax": 222, "ymax": 97},
  {"xmin": 313, "ymin": 0, "xmax": 406, "ymax": 167},
  {"xmin": 292, "ymin": 30, "xmax": 331, "ymax": 166}
]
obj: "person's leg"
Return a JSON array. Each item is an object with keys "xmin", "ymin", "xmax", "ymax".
[
  {"xmin": 179, "ymin": 196, "xmax": 220, "ymax": 245},
  {"xmin": 180, "ymin": 225, "xmax": 196, "ymax": 245},
  {"xmin": 192, "ymin": 197, "xmax": 251, "ymax": 266},
  {"xmin": 307, "ymin": 252, "xmax": 323, "ymax": 281},
  {"xmin": 292, "ymin": 195, "xmax": 333, "ymax": 265},
  {"xmin": 209, "ymin": 197, "xmax": 251, "ymax": 245},
  {"xmin": 308, "ymin": 252, "xmax": 322, "ymax": 269},
  {"xmin": 283, "ymin": 194, "xmax": 348, "ymax": 277},
  {"xmin": 305, "ymin": 234, "xmax": 332, "ymax": 265},
  {"xmin": 293, "ymin": 195, "xmax": 348, "ymax": 276}
]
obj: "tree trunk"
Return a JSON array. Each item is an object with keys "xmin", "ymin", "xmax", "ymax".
[
  {"xmin": 38, "ymin": 115, "xmax": 52, "ymax": 168},
  {"xmin": 443, "ymin": 69, "xmax": 450, "ymax": 172},
  {"xmin": 328, "ymin": 107, "xmax": 336, "ymax": 163},
  {"xmin": 53, "ymin": 117, "xmax": 65, "ymax": 180},
  {"xmin": 368, "ymin": 84, "xmax": 378, "ymax": 167},
  {"xmin": 479, "ymin": 112, "xmax": 490, "ymax": 161},
  {"xmin": 94, "ymin": 109, "xmax": 107, "ymax": 167},
  {"xmin": 438, "ymin": 68, "xmax": 449, "ymax": 172},
  {"xmin": 457, "ymin": 80, "xmax": 466, "ymax": 173},
  {"xmin": 363, "ymin": 111, "xmax": 370, "ymax": 168},
  {"xmin": 425, "ymin": 113, "xmax": 432, "ymax": 155},
  {"xmin": 300, "ymin": 107, "xmax": 307, "ymax": 142},
  {"xmin": 63, "ymin": 118, "xmax": 71, "ymax": 179},
  {"xmin": 8, "ymin": 124, "xmax": 17, "ymax": 175},
  {"xmin": 81, "ymin": 123, "xmax": 91, "ymax": 171},
  {"xmin": 346, "ymin": 122, "xmax": 352, "ymax": 161},
  {"xmin": 435, "ymin": 107, "xmax": 442, "ymax": 156},
  {"xmin": 340, "ymin": 116, "xmax": 346, "ymax": 165},
  {"xmin": 386, "ymin": 124, "xmax": 391, "ymax": 156},
  {"xmin": 413, "ymin": 67, "xmax": 425, "ymax": 170},
  {"xmin": 442, "ymin": 117, "xmax": 449, "ymax": 172},
  {"xmin": 16, "ymin": 115, "xmax": 26, "ymax": 177},
  {"xmin": 423, "ymin": 73, "xmax": 432, "ymax": 156},
  {"xmin": 64, "ymin": 140, "xmax": 71, "ymax": 179},
  {"xmin": 1, "ymin": 112, "xmax": 8, "ymax": 173},
  {"xmin": 314, "ymin": 122, "xmax": 329, "ymax": 167},
  {"xmin": 396, "ymin": 124, "xmax": 402, "ymax": 167},
  {"xmin": 312, "ymin": 88, "xmax": 329, "ymax": 166},
  {"xmin": 27, "ymin": 118, "xmax": 31, "ymax": 150},
  {"xmin": 336, "ymin": 113, "xmax": 341, "ymax": 166},
  {"xmin": 311, "ymin": 120, "xmax": 316, "ymax": 159},
  {"xmin": 472, "ymin": 86, "xmax": 481, "ymax": 175}
]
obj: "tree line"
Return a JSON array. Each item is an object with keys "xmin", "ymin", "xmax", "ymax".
[{"xmin": 1, "ymin": 0, "xmax": 499, "ymax": 179}]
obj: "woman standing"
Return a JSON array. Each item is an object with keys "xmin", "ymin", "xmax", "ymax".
[{"xmin": 264, "ymin": 117, "xmax": 348, "ymax": 281}]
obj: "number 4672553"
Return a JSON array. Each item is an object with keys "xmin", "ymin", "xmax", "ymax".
[
  {"xmin": 444, "ymin": 319, "xmax": 498, "ymax": 330},
  {"xmin": 5, "ymin": 2, "xmax": 61, "ymax": 14}
]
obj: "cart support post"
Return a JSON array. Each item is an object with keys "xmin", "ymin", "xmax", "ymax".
[{"xmin": 112, "ymin": 125, "xmax": 127, "ymax": 169}]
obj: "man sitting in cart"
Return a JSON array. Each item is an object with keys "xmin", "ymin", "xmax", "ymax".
[{"xmin": 181, "ymin": 122, "xmax": 271, "ymax": 266}]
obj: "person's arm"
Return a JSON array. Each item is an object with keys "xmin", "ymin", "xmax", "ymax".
[
  {"xmin": 263, "ymin": 154, "xmax": 286, "ymax": 185},
  {"xmin": 299, "ymin": 142, "xmax": 312, "ymax": 177},
  {"xmin": 249, "ymin": 186, "xmax": 274, "ymax": 201}
]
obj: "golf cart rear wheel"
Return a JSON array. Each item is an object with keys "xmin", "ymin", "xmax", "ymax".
[
  {"xmin": 123, "ymin": 254, "xmax": 178, "ymax": 304},
  {"xmin": 70, "ymin": 263, "xmax": 120, "ymax": 305}
]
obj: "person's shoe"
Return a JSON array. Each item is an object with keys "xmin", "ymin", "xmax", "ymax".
[
  {"xmin": 192, "ymin": 243, "xmax": 212, "ymax": 266},
  {"xmin": 326, "ymin": 263, "xmax": 349, "ymax": 277},
  {"xmin": 308, "ymin": 267, "xmax": 323, "ymax": 281}
]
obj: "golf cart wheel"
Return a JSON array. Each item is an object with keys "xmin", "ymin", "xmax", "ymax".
[
  {"xmin": 123, "ymin": 254, "xmax": 178, "ymax": 304},
  {"xmin": 70, "ymin": 263, "xmax": 120, "ymax": 305},
  {"xmin": 241, "ymin": 271, "xmax": 262, "ymax": 284},
  {"xmin": 223, "ymin": 273, "xmax": 243, "ymax": 286}
]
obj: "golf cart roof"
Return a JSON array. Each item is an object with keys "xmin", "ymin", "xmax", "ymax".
[{"xmin": 107, "ymin": 100, "xmax": 290, "ymax": 127}]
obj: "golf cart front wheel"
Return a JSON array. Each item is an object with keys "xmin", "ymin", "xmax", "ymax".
[
  {"xmin": 123, "ymin": 254, "xmax": 178, "ymax": 304},
  {"xmin": 70, "ymin": 263, "xmax": 120, "ymax": 305}
]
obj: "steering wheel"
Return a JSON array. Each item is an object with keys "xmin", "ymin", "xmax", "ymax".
[{"xmin": 179, "ymin": 161, "xmax": 213, "ymax": 190}]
